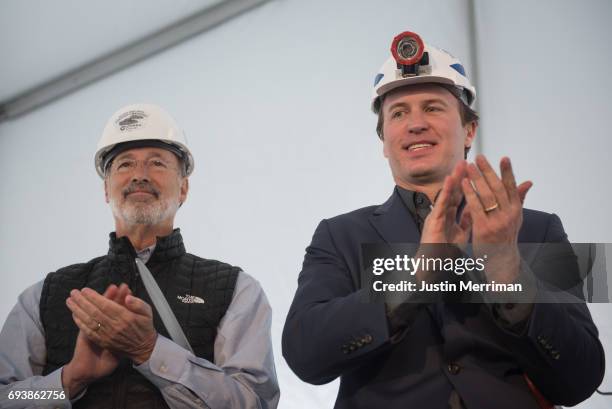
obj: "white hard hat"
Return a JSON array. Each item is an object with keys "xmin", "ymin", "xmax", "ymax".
[
  {"xmin": 372, "ymin": 31, "xmax": 476, "ymax": 112},
  {"xmin": 94, "ymin": 103, "xmax": 194, "ymax": 178}
]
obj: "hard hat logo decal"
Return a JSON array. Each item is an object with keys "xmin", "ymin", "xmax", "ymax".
[
  {"xmin": 116, "ymin": 110, "xmax": 148, "ymax": 131},
  {"xmin": 450, "ymin": 63, "xmax": 466, "ymax": 77},
  {"xmin": 374, "ymin": 73, "xmax": 384, "ymax": 87}
]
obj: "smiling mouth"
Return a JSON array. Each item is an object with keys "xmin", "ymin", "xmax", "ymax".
[
  {"xmin": 125, "ymin": 191, "xmax": 158, "ymax": 199},
  {"xmin": 404, "ymin": 142, "xmax": 436, "ymax": 152}
]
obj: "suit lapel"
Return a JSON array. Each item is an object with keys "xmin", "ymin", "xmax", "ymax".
[{"xmin": 368, "ymin": 189, "xmax": 421, "ymax": 244}]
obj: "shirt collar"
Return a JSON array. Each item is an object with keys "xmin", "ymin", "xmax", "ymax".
[
  {"xmin": 395, "ymin": 185, "xmax": 433, "ymax": 217},
  {"xmin": 136, "ymin": 244, "xmax": 156, "ymax": 264}
]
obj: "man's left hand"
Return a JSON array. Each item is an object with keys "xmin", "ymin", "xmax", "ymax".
[
  {"xmin": 461, "ymin": 155, "xmax": 532, "ymax": 283},
  {"xmin": 66, "ymin": 288, "xmax": 158, "ymax": 365}
]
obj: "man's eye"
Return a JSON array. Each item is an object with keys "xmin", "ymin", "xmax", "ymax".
[
  {"xmin": 425, "ymin": 106, "xmax": 442, "ymax": 112},
  {"xmin": 117, "ymin": 162, "xmax": 132, "ymax": 169},
  {"xmin": 391, "ymin": 111, "xmax": 405, "ymax": 119},
  {"xmin": 152, "ymin": 160, "xmax": 166, "ymax": 167}
]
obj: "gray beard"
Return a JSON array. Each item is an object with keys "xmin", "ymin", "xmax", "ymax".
[{"xmin": 110, "ymin": 197, "xmax": 178, "ymax": 226}]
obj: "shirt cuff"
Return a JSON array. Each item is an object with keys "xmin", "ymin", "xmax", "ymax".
[
  {"xmin": 134, "ymin": 335, "xmax": 222, "ymax": 389},
  {"xmin": 134, "ymin": 335, "xmax": 187, "ymax": 389},
  {"xmin": 57, "ymin": 367, "xmax": 88, "ymax": 405}
]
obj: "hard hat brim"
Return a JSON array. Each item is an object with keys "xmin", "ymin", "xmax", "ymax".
[
  {"xmin": 377, "ymin": 75, "xmax": 456, "ymax": 98},
  {"xmin": 95, "ymin": 139, "xmax": 194, "ymax": 178},
  {"xmin": 372, "ymin": 76, "xmax": 473, "ymax": 113},
  {"xmin": 99, "ymin": 140, "xmax": 188, "ymax": 176}
]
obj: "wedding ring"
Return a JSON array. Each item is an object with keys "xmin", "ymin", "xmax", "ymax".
[{"xmin": 484, "ymin": 203, "xmax": 499, "ymax": 213}]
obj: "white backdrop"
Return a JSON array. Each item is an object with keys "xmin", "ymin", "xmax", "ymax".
[{"xmin": 1, "ymin": 0, "xmax": 610, "ymax": 408}]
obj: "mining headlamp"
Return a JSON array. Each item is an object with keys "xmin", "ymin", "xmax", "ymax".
[{"xmin": 390, "ymin": 31, "xmax": 428, "ymax": 77}]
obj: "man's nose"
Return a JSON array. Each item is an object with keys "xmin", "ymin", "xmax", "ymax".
[
  {"xmin": 131, "ymin": 162, "xmax": 150, "ymax": 182},
  {"xmin": 407, "ymin": 112, "xmax": 428, "ymax": 134}
]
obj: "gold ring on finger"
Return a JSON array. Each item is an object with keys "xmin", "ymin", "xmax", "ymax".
[{"xmin": 484, "ymin": 203, "xmax": 499, "ymax": 213}]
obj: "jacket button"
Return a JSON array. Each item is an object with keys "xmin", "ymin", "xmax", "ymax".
[{"xmin": 448, "ymin": 363, "xmax": 461, "ymax": 375}]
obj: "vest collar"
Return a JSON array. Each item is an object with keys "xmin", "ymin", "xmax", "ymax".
[{"xmin": 107, "ymin": 228, "xmax": 186, "ymax": 263}]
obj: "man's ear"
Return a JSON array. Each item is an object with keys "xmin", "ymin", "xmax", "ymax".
[
  {"xmin": 464, "ymin": 120, "xmax": 478, "ymax": 151},
  {"xmin": 179, "ymin": 177, "xmax": 189, "ymax": 206}
]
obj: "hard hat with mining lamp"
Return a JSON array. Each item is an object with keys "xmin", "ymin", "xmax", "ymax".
[
  {"xmin": 372, "ymin": 30, "xmax": 476, "ymax": 113},
  {"xmin": 94, "ymin": 103, "xmax": 194, "ymax": 178}
]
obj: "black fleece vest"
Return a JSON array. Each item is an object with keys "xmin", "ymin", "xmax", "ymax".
[{"xmin": 39, "ymin": 229, "xmax": 240, "ymax": 409}]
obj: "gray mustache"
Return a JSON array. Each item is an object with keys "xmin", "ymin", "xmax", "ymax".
[{"xmin": 123, "ymin": 182, "xmax": 160, "ymax": 198}]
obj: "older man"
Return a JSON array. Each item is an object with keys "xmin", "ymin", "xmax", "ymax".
[
  {"xmin": 0, "ymin": 104, "xmax": 279, "ymax": 408},
  {"xmin": 282, "ymin": 31, "xmax": 604, "ymax": 408}
]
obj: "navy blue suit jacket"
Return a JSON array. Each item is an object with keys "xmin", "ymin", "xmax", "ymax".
[{"xmin": 283, "ymin": 190, "xmax": 605, "ymax": 408}]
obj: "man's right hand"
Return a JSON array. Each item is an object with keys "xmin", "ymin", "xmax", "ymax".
[
  {"xmin": 410, "ymin": 160, "xmax": 481, "ymax": 291},
  {"xmin": 62, "ymin": 284, "xmax": 131, "ymax": 398},
  {"xmin": 420, "ymin": 160, "xmax": 471, "ymax": 245}
]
